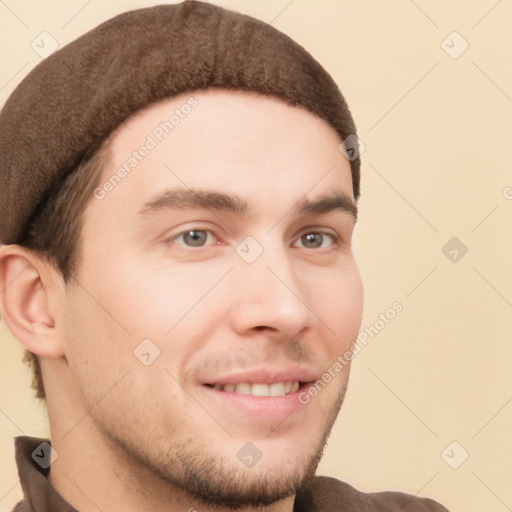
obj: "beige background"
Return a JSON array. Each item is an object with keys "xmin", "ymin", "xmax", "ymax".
[{"xmin": 1, "ymin": 1, "xmax": 511, "ymax": 511}]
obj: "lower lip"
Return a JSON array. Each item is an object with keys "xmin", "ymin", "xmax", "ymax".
[{"xmin": 200, "ymin": 384, "xmax": 312, "ymax": 422}]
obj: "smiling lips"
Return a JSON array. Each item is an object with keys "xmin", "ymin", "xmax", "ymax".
[
  {"xmin": 208, "ymin": 381, "xmax": 301, "ymax": 397},
  {"xmin": 202, "ymin": 369, "xmax": 318, "ymax": 421}
]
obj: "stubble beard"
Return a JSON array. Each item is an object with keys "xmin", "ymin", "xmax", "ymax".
[{"xmin": 103, "ymin": 380, "xmax": 348, "ymax": 510}]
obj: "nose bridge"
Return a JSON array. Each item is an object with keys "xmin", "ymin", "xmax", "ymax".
[{"xmin": 229, "ymin": 237, "xmax": 311, "ymax": 334}]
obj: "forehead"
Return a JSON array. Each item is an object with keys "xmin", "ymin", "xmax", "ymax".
[{"xmin": 97, "ymin": 89, "xmax": 353, "ymax": 214}]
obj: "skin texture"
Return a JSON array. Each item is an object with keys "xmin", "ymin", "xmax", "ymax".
[{"xmin": 0, "ymin": 90, "xmax": 363, "ymax": 512}]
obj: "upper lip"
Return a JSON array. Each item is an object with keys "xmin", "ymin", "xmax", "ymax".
[{"xmin": 202, "ymin": 366, "xmax": 319, "ymax": 386}]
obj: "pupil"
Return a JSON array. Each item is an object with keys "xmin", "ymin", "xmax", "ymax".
[{"xmin": 185, "ymin": 230, "xmax": 207, "ymax": 246}]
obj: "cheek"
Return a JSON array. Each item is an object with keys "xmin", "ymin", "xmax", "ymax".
[
  {"xmin": 76, "ymin": 243, "xmax": 205, "ymax": 333},
  {"xmin": 59, "ymin": 289, "xmax": 132, "ymax": 412},
  {"xmin": 69, "ymin": 250, "xmax": 232, "ymax": 377},
  {"xmin": 106, "ymin": 259, "xmax": 230, "ymax": 338},
  {"xmin": 306, "ymin": 261, "xmax": 363, "ymax": 344}
]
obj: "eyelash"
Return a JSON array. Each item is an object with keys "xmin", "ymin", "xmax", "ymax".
[{"xmin": 168, "ymin": 228, "xmax": 342, "ymax": 250}]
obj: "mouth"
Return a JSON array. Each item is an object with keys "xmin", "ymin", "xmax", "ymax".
[
  {"xmin": 199, "ymin": 368, "xmax": 318, "ymax": 422},
  {"xmin": 204, "ymin": 381, "xmax": 302, "ymax": 397}
]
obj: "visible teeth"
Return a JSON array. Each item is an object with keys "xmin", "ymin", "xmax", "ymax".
[
  {"xmin": 235, "ymin": 382, "xmax": 252, "ymax": 395},
  {"xmin": 251, "ymin": 383, "xmax": 270, "ymax": 396},
  {"xmin": 269, "ymin": 382, "xmax": 285, "ymax": 396},
  {"xmin": 213, "ymin": 381, "xmax": 300, "ymax": 396}
]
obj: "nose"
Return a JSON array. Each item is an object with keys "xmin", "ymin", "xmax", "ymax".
[{"xmin": 228, "ymin": 243, "xmax": 313, "ymax": 340}]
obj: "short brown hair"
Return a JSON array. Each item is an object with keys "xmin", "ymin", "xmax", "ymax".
[{"xmin": 19, "ymin": 142, "xmax": 110, "ymax": 400}]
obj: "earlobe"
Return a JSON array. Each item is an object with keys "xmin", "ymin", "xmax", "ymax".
[{"xmin": 0, "ymin": 245, "xmax": 65, "ymax": 358}]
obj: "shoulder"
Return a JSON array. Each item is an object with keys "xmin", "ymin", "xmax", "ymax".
[
  {"xmin": 294, "ymin": 476, "xmax": 449, "ymax": 512},
  {"xmin": 11, "ymin": 503, "xmax": 31, "ymax": 512}
]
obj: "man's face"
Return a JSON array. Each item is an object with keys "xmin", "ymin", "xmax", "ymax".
[{"xmin": 58, "ymin": 90, "xmax": 363, "ymax": 507}]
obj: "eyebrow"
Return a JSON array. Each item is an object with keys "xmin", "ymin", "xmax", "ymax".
[
  {"xmin": 294, "ymin": 193, "xmax": 358, "ymax": 220},
  {"xmin": 137, "ymin": 188, "xmax": 357, "ymax": 220},
  {"xmin": 138, "ymin": 189, "xmax": 250, "ymax": 216}
]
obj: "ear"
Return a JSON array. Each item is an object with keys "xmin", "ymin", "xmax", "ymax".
[{"xmin": 0, "ymin": 244, "xmax": 65, "ymax": 358}]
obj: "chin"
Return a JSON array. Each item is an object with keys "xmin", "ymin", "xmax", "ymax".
[{"xmin": 171, "ymin": 449, "xmax": 320, "ymax": 509}]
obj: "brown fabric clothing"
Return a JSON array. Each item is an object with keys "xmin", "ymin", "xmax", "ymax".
[{"xmin": 12, "ymin": 436, "xmax": 449, "ymax": 511}]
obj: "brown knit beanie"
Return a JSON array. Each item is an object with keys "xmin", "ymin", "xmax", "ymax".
[{"xmin": 0, "ymin": 0, "xmax": 360, "ymax": 244}]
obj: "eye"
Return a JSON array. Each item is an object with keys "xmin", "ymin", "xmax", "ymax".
[
  {"xmin": 171, "ymin": 229, "xmax": 216, "ymax": 247},
  {"xmin": 293, "ymin": 232, "xmax": 337, "ymax": 249}
]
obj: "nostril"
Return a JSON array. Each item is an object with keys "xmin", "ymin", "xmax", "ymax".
[{"xmin": 253, "ymin": 325, "xmax": 280, "ymax": 332}]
